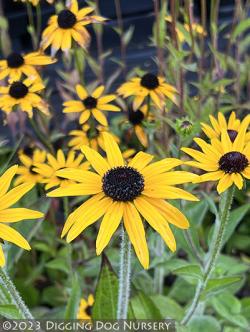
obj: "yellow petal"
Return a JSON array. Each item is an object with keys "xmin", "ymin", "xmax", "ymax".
[
  {"xmin": 0, "ymin": 165, "xmax": 18, "ymax": 198},
  {"xmin": 92, "ymin": 86, "xmax": 104, "ymax": 98},
  {"xmin": 0, "ymin": 223, "xmax": 30, "ymax": 250},
  {"xmin": 0, "ymin": 208, "xmax": 43, "ymax": 223},
  {"xmin": 103, "ymin": 132, "xmax": 124, "ymax": 167},
  {"xmin": 143, "ymin": 186, "xmax": 199, "ymax": 201},
  {"xmin": 76, "ymin": 84, "xmax": 88, "ymax": 99},
  {"xmin": 141, "ymin": 158, "xmax": 182, "ymax": 178},
  {"xmin": 128, "ymin": 151, "xmax": 153, "ymax": 171},
  {"xmin": 81, "ymin": 145, "xmax": 110, "ymax": 175},
  {"xmin": 0, "ymin": 245, "xmax": 5, "ymax": 267},
  {"xmin": 92, "ymin": 109, "xmax": 108, "ymax": 126},
  {"xmin": 145, "ymin": 171, "xmax": 198, "ymax": 186},
  {"xmin": 0, "ymin": 183, "xmax": 34, "ymax": 211},
  {"xmin": 217, "ymin": 174, "xmax": 233, "ymax": 194},
  {"xmin": 231, "ymin": 173, "xmax": 243, "ymax": 190}
]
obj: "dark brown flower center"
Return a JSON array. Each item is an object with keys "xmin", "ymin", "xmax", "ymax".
[
  {"xmin": 85, "ymin": 305, "xmax": 92, "ymax": 316},
  {"xmin": 219, "ymin": 151, "xmax": 248, "ymax": 174},
  {"xmin": 9, "ymin": 81, "xmax": 28, "ymax": 99},
  {"xmin": 227, "ymin": 129, "xmax": 238, "ymax": 142},
  {"xmin": 7, "ymin": 52, "xmax": 24, "ymax": 68},
  {"xmin": 83, "ymin": 96, "xmax": 97, "ymax": 109},
  {"xmin": 57, "ymin": 9, "xmax": 77, "ymax": 29},
  {"xmin": 102, "ymin": 166, "xmax": 144, "ymax": 201},
  {"xmin": 140, "ymin": 73, "xmax": 159, "ymax": 90},
  {"xmin": 128, "ymin": 109, "xmax": 144, "ymax": 125}
]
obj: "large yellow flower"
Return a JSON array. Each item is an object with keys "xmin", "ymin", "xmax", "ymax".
[
  {"xmin": 0, "ymin": 78, "xmax": 48, "ymax": 118},
  {"xmin": 68, "ymin": 124, "xmax": 119, "ymax": 152},
  {"xmin": 182, "ymin": 117, "xmax": 250, "ymax": 194},
  {"xmin": 77, "ymin": 294, "xmax": 94, "ymax": 320},
  {"xmin": 117, "ymin": 73, "xmax": 177, "ymax": 110},
  {"xmin": 63, "ymin": 85, "xmax": 120, "ymax": 126},
  {"xmin": 0, "ymin": 165, "xmax": 44, "ymax": 267},
  {"xmin": 33, "ymin": 149, "xmax": 88, "ymax": 190},
  {"xmin": 201, "ymin": 112, "xmax": 250, "ymax": 143},
  {"xmin": 0, "ymin": 51, "xmax": 56, "ymax": 82},
  {"xmin": 16, "ymin": 148, "xmax": 47, "ymax": 185},
  {"xmin": 41, "ymin": 0, "xmax": 105, "ymax": 54},
  {"xmin": 47, "ymin": 133, "xmax": 198, "ymax": 269}
]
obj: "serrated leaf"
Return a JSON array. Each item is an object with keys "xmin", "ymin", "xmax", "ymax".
[{"xmin": 64, "ymin": 273, "xmax": 81, "ymax": 319}]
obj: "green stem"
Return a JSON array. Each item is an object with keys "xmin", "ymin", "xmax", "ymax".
[
  {"xmin": 63, "ymin": 197, "xmax": 73, "ymax": 275},
  {"xmin": 117, "ymin": 225, "xmax": 131, "ymax": 319},
  {"xmin": 26, "ymin": 2, "xmax": 37, "ymax": 49},
  {"xmin": 36, "ymin": 3, "xmax": 42, "ymax": 45},
  {"xmin": 0, "ymin": 268, "xmax": 34, "ymax": 319},
  {"xmin": 181, "ymin": 186, "xmax": 235, "ymax": 325},
  {"xmin": 153, "ymin": 237, "xmax": 164, "ymax": 294},
  {"xmin": 28, "ymin": 117, "xmax": 54, "ymax": 153}
]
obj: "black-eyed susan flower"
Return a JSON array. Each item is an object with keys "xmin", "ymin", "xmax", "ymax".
[
  {"xmin": 201, "ymin": 112, "xmax": 250, "ymax": 143},
  {"xmin": 47, "ymin": 133, "xmax": 198, "ymax": 269},
  {"xmin": 41, "ymin": 0, "xmax": 105, "ymax": 54},
  {"xmin": 0, "ymin": 165, "xmax": 44, "ymax": 267},
  {"xmin": 63, "ymin": 84, "xmax": 120, "ymax": 126},
  {"xmin": 68, "ymin": 124, "xmax": 119, "ymax": 152},
  {"xmin": 16, "ymin": 148, "xmax": 46, "ymax": 185},
  {"xmin": 33, "ymin": 149, "xmax": 88, "ymax": 190},
  {"xmin": 117, "ymin": 73, "xmax": 177, "ymax": 110},
  {"xmin": 0, "ymin": 51, "xmax": 56, "ymax": 82},
  {"xmin": 182, "ymin": 117, "xmax": 250, "ymax": 194},
  {"xmin": 0, "ymin": 78, "xmax": 48, "ymax": 118},
  {"xmin": 77, "ymin": 294, "xmax": 94, "ymax": 320}
]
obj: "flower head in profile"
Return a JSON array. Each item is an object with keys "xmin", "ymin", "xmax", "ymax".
[
  {"xmin": 16, "ymin": 148, "xmax": 46, "ymax": 185},
  {"xmin": 77, "ymin": 294, "xmax": 94, "ymax": 320},
  {"xmin": 0, "ymin": 51, "xmax": 56, "ymax": 82},
  {"xmin": 117, "ymin": 72, "xmax": 177, "ymax": 110},
  {"xmin": 182, "ymin": 116, "xmax": 250, "ymax": 193},
  {"xmin": 0, "ymin": 78, "xmax": 48, "ymax": 118},
  {"xmin": 47, "ymin": 133, "xmax": 198, "ymax": 269},
  {"xmin": 33, "ymin": 149, "xmax": 88, "ymax": 190},
  {"xmin": 68, "ymin": 124, "xmax": 119, "ymax": 152},
  {"xmin": 0, "ymin": 165, "xmax": 44, "ymax": 267},
  {"xmin": 201, "ymin": 112, "xmax": 250, "ymax": 143},
  {"xmin": 63, "ymin": 84, "xmax": 120, "ymax": 126},
  {"xmin": 41, "ymin": 0, "xmax": 105, "ymax": 54}
]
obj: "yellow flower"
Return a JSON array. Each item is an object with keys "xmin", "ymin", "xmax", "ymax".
[
  {"xmin": 47, "ymin": 133, "xmax": 198, "ymax": 269},
  {"xmin": 117, "ymin": 73, "xmax": 177, "ymax": 110},
  {"xmin": 0, "ymin": 77, "xmax": 48, "ymax": 118},
  {"xmin": 0, "ymin": 165, "xmax": 44, "ymax": 267},
  {"xmin": 16, "ymin": 148, "xmax": 46, "ymax": 185},
  {"xmin": 33, "ymin": 149, "xmax": 88, "ymax": 190},
  {"xmin": 63, "ymin": 85, "xmax": 120, "ymax": 126},
  {"xmin": 68, "ymin": 124, "xmax": 119, "ymax": 152},
  {"xmin": 77, "ymin": 294, "xmax": 94, "ymax": 320},
  {"xmin": 0, "ymin": 51, "xmax": 56, "ymax": 82},
  {"xmin": 201, "ymin": 112, "xmax": 250, "ymax": 144},
  {"xmin": 15, "ymin": 0, "xmax": 54, "ymax": 5},
  {"xmin": 41, "ymin": 0, "xmax": 105, "ymax": 54},
  {"xmin": 182, "ymin": 116, "xmax": 250, "ymax": 194}
]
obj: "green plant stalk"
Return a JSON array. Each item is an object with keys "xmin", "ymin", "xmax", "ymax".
[
  {"xmin": 117, "ymin": 225, "xmax": 131, "ymax": 319},
  {"xmin": 114, "ymin": 0, "xmax": 127, "ymax": 76},
  {"xmin": 28, "ymin": 117, "xmax": 54, "ymax": 153},
  {"xmin": 63, "ymin": 197, "xmax": 73, "ymax": 276},
  {"xmin": 0, "ymin": 268, "xmax": 34, "ymax": 319},
  {"xmin": 26, "ymin": 2, "xmax": 37, "ymax": 49},
  {"xmin": 36, "ymin": 3, "xmax": 42, "ymax": 46},
  {"xmin": 181, "ymin": 186, "xmax": 235, "ymax": 325},
  {"xmin": 153, "ymin": 237, "xmax": 164, "ymax": 294}
]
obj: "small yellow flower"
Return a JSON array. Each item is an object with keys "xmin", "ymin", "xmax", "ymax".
[
  {"xmin": 15, "ymin": 0, "xmax": 54, "ymax": 5},
  {"xmin": 47, "ymin": 133, "xmax": 198, "ymax": 269},
  {"xmin": 0, "ymin": 165, "xmax": 44, "ymax": 267},
  {"xmin": 63, "ymin": 84, "xmax": 120, "ymax": 126},
  {"xmin": 0, "ymin": 51, "xmax": 56, "ymax": 82},
  {"xmin": 0, "ymin": 77, "xmax": 48, "ymax": 118},
  {"xmin": 182, "ymin": 116, "xmax": 250, "ymax": 194},
  {"xmin": 201, "ymin": 112, "xmax": 250, "ymax": 144},
  {"xmin": 33, "ymin": 149, "xmax": 88, "ymax": 190},
  {"xmin": 117, "ymin": 73, "xmax": 177, "ymax": 110},
  {"xmin": 68, "ymin": 124, "xmax": 119, "ymax": 152},
  {"xmin": 16, "ymin": 148, "xmax": 47, "ymax": 185},
  {"xmin": 41, "ymin": 0, "xmax": 106, "ymax": 54},
  {"xmin": 77, "ymin": 294, "xmax": 94, "ymax": 320}
]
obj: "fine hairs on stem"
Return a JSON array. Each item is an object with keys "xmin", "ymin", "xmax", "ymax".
[{"xmin": 117, "ymin": 225, "xmax": 131, "ymax": 319}]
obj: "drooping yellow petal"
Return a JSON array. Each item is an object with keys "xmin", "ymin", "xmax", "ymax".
[
  {"xmin": 0, "ymin": 208, "xmax": 43, "ymax": 223},
  {"xmin": 0, "ymin": 223, "xmax": 30, "ymax": 250},
  {"xmin": 231, "ymin": 173, "xmax": 243, "ymax": 190},
  {"xmin": 217, "ymin": 174, "xmax": 233, "ymax": 194}
]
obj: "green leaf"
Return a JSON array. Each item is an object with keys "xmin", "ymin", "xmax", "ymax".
[
  {"xmin": 0, "ymin": 305, "xmax": 22, "ymax": 319},
  {"xmin": 203, "ymin": 276, "xmax": 242, "ymax": 297},
  {"xmin": 172, "ymin": 264, "xmax": 203, "ymax": 281},
  {"xmin": 129, "ymin": 292, "xmax": 162, "ymax": 319},
  {"xmin": 232, "ymin": 18, "xmax": 250, "ymax": 40},
  {"xmin": 123, "ymin": 26, "xmax": 134, "ymax": 46},
  {"xmin": 46, "ymin": 257, "xmax": 69, "ymax": 274},
  {"xmin": 92, "ymin": 255, "xmax": 118, "ymax": 319},
  {"xmin": 185, "ymin": 315, "xmax": 221, "ymax": 332},
  {"xmin": 150, "ymin": 295, "xmax": 184, "ymax": 320},
  {"xmin": 64, "ymin": 273, "xmax": 81, "ymax": 319}
]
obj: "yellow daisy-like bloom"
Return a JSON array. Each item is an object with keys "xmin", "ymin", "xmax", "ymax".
[
  {"xmin": 33, "ymin": 149, "xmax": 88, "ymax": 190},
  {"xmin": 77, "ymin": 294, "xmax": 94, "ymax": 320},
  {"xmin": 0, "ymin": 51, "xmax": 56, "ymax": 82},
  {"xmin": 201, "ymin": 112, "xmax": 250, "ymax": 144},
  {"xmin": 0, "ymin": 165, "xmax": 44, "ymax": 267},
  {"xmin": 41, "ymin": 0, "xmax": 105, "ymax": 54},
  {"xmin": 0, "ymin": 78, "xmax": 48, "ymax": 118},
  {"xmin": 182, "ymin": 117, "xmax": 250, "ymax": 194},
  {"xmin": 15, "ymin": 0, "xmax": 54, "ymax": 5},
  {"xmin": 117, "ymin": 73, "xmax": 177, "ymax": 110},
  {"xmin": 16, "ymin": 148, "xmax": 46, "ymax": 185},
  {"xmin": 63, "ymin": 85, "xmax": 120, "ymax": 126},
  {"xmin": 47, "ymin": 133, "xmax": 198, "ymax": 269},
  {"xmin": 68, "ymin": 124, "xmax": 119, "ymax": 152}
]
